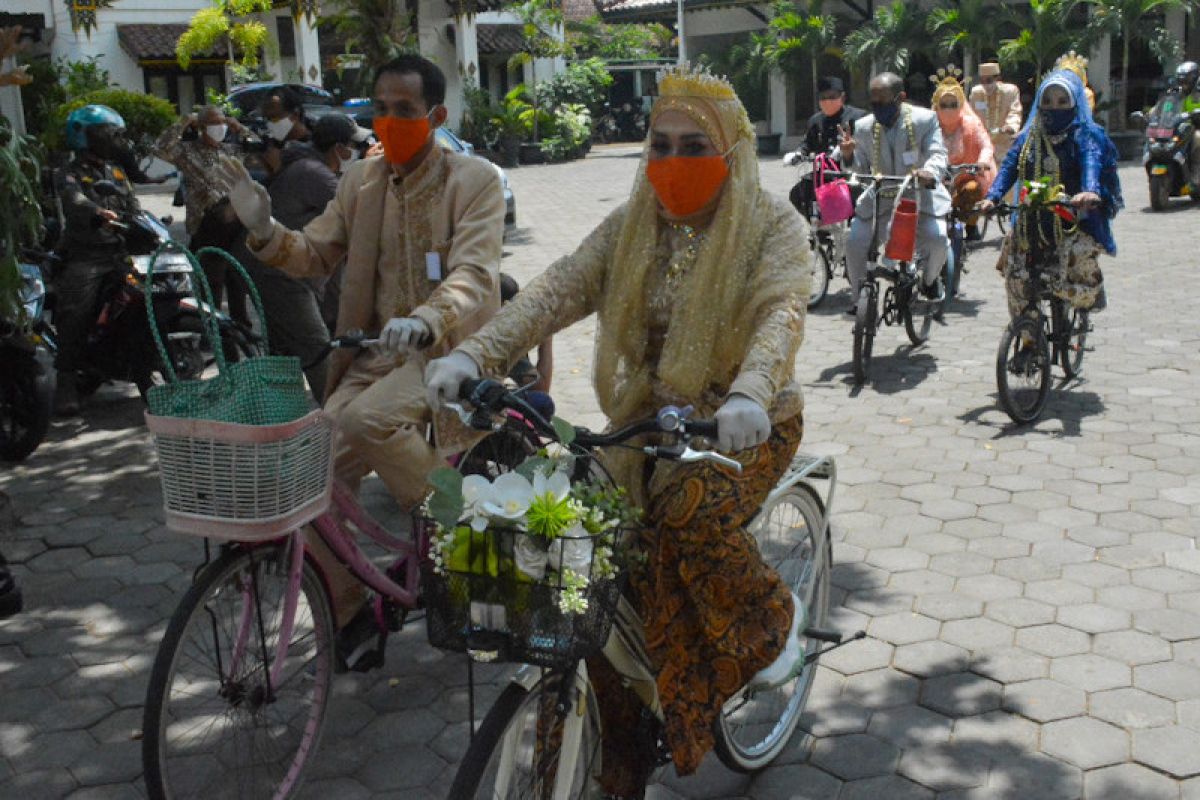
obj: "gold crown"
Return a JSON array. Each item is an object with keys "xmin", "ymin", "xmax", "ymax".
[
  {"xmin": 658, "ymin": 62, "xmax": 738, "ymax": 100},
  {"xmin": 929, "ymin": 64, "xmax": 964, "ymax": 87},
  {"xmin": 1056, "ymin": 51, "xmax": 1089, "ymax": 79}
]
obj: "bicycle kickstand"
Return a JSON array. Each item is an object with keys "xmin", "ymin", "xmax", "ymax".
[{"xmin": 803, "ymin": 628, "xmax": 868, "ymax": 666}]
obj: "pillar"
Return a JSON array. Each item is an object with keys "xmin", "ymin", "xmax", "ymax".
[
  {"xmin": 293, "ymin": 12, "xmax": 322, "ymax": 85},
  {"xmin": 769, "ymin": 68, "xmax": 788, "ymax": 139},
  {"xmin": 1088, "ymin": 5, "xmax": 1112, "ymax": 128},
  {"xmin": 1165, "ymin": 8, "xmax": 1186, "ymax": 72},
  {"xmin": 0, "ymin": 55, "xmax": 26, "ymax": 136},
  {"xmin": 456, "ymin": 13, "xmax": 480, "ymax": 86}
]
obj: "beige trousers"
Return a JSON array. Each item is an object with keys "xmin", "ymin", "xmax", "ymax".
[{"xmin": 312, "ymin": 351, "xmax": 442, "ymax": 626}]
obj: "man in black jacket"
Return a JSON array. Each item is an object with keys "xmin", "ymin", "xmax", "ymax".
[{"xmin": 804, "ymin": 76, "xmax": 866, "ymax": 156}]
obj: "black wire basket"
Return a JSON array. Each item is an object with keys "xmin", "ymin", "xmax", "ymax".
[{"xmin": 423, "ymin": 525, "xmax": 624, "ymax": 669}]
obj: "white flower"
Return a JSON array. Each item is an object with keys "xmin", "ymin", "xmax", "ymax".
[
  {"xmin": 513, "ymin": 533, "xmax": 549, "ymax": 580},
  {"xmin": 532, "ymin": 469, "xmax": 571, "ymax": 503},
  {"xmin": 548, "ymin": 522, "xmax": 594, "ymax": 574},
  {"xmin": 482, "ymin": 472, "xmax": 535, "ymax": 522},
  {"xmin": 461, "ymin": 475, "xmax": 493, "ymax": 532}
]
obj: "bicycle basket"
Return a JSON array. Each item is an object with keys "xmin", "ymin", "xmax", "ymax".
[
  {"xmin": 423, "ymin": 525, "xmax": 624, "ymax": 669},
  {"xmin": 146, "ymin": 409, "xmax": 335, "ymax": 541}
]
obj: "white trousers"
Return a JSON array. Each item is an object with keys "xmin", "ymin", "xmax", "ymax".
[{"xmin": 846, "ymin": 209, "xmax": 948, "ymax": 296}]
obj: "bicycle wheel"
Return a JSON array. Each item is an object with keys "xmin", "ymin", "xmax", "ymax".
[
  {"xmin": 449, "ymin": 670, "xmax": 601, "ymax": 799},
  {"xmin": 807, "ymin": 241, "xmax": 832, "ymax": 309},
  {"xmin": 852, "ymin": 286, "xmax": 875, "ymax": 385},
  {"xmin": 143, "ymin": 543, "xmax": 335, "ymax": 800},
  {"xmin": 901, "ymin": 276, "xmax": 938, "ymax": 345},
  {"xmin": 714, "ymin": 485, "xmax": 831, "ymax": 773},
  {"xmin": 996, "ymin": 315, "xmax": 1051, "ymax": 425},
  {"xmin": 1060, "ymin": 306, "xmax": 1089, "ymax": 379}
]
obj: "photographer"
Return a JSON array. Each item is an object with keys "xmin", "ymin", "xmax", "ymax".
[{"xmin": 155, "ymin": 106, "xmax": 254, "ymax": 326}]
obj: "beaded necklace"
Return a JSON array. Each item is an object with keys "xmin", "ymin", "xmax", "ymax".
[
  {"xmin": 1014, "ymin": 121, "xmax": 1065, "ymax": 251},
  {"xmin": 664, "ymin": 222, "xmax": 706, "ymax": 291},
  {"xmin": 872, "ymin": 104, "xmax": 918, "ymax": 176}
]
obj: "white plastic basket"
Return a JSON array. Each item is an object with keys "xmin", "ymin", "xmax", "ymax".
[{"xmin": 145, "ymin": 409, "xmax": 335, "ymax": 541}]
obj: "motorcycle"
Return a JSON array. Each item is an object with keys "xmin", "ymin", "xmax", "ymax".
[
  {"xmin": 1132, "ymin": 88, "xmax": 1200, "ymax": 211},
  {"xmin": 60, "ymin": 180, "xmax": 259, "ymax": 400},
  {"xmin": 785, "ymin": 147, "xmax": 850, "ymax": 309},
  {"xmin": 0, "ymin": 252, "xmax": 56, "ymax": 461}
]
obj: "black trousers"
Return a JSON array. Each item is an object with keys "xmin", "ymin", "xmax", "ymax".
[{"xmin": 190, "ymin": 202, "xmax": 250, "ymax": 328}]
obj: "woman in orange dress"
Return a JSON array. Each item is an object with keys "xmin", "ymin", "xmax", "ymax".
[{"xmin": 933, "ymin": 66, "xmax": 997, "ymax": 238}]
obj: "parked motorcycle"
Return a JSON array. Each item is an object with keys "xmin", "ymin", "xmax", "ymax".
[
  {"xmin": 59, "ymin": 180, "xmax": 259, "ymax": 400},
  {"xmin": 0, "ymin": 252, "xmax": 56, "ymax": 461},
  {"xmin": 1132, "ymin": 88, "xmax": 1200, "ymax": 211}
]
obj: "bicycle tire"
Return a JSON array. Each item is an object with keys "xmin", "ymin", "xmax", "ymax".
[
  {"xmin": 713, "ymin": 485, "xmax": 832, "ymax": 773},
  {"xmin": 448, "ymin": 671, "xmax": 601, "ymax": 799},
  {"xmin": 996, "ymin": 315, "xmax": 1051, "ymax": 425},
  {"xmin": 143, "ymin": 543, "xmax": 335, "ymax": 800},
  {"xmin": 852, "ymin": 285, "xmax": 875, "ymax": 385},
  {"xmin": 901, "ymin": 278, "xmax": 937, "ymax": 346},
  {"xmin": 807, "ymin": 242, "xmax": 832, "ymax": 309},
  {"xmin": 1060, "ymin": 306, "xmax": 1089, "ymax": 379}
]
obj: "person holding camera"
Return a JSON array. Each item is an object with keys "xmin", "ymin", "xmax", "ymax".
[{"xmin": 155, "ymin": 105, "xmax": 254, "ymax": 326}]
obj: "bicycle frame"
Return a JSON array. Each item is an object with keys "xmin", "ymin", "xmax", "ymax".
[{"xmin": 492, "ymin": 453, "xmax": 839, "ymax": 797}]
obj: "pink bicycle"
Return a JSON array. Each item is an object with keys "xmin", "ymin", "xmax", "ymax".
[{"xmin": 140, "ymin": 336, "xmax": 539, "ymax": 799}]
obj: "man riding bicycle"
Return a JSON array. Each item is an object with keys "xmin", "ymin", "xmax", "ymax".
[
  {"xmin": 841, "ymin": 72, "xmax": 951, "ymax": 313},
  {"xmin": 218, "ymin": 54, "xmax": 507, "ymax": 669}
]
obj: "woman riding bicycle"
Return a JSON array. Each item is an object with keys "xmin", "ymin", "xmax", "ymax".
[
  {"xmin": 931, "ymin": 66, "xmax": 996, "ymax": 240},
  {"xmin": 978, "ymin": 69, "xmax": 1122, "ymax": 324},
  {"xmin": 426, "ymin": 64, "xmax": 812, "ymax": 798}
]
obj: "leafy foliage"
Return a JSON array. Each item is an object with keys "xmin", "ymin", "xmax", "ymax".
[
  {"xmin": 698, "ymin": 33, "xmax": 773, "ymax": 121},
  {"xmin": 997, "ymin": 0, "xmax": 1086, "ymax": 75},
  {"xmin": 17, "ymin": 56, "xmax": 114, "ymax": 139},
  {"xmin": 567, "ymin": 15, "xmax": 673, "ymax": 60},
  {"xmin": 539, "ymin": 58, "xmax": 614, "ymax": 117},
  {"xmin": 0, "ymin": 117, "xmax": 44, "ymax": 319},
  {"xmin": 176, "ymin": 0, "xmax": 274, "ymax": 70},
  {"xmin": 323, "ymin": 0, "xmax": 420, "ymax": 93},
  {"xmin": 45, "ymin": 90, "xmax": 176, "ymax": 158},
  {"xmin": 927, "ymin": 0, "xmax": 1004, "ymax": 74},
  {"xmin": 842, "ymin": 1, "xmax": 931, "ymax": 73}
]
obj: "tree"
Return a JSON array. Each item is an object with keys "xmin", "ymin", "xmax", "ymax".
[
  {"xmin": 997, "ymin": 0, "xmax": 1086, "ymax": 77},
  {"xmin": 324, "ymin": 0, "xmax": 420, "ymax": 87},
  {"xmin": 928, "ymin": 0, "xmax": 1003, "ymax": 79},
  {"xmin": 1084, "ymin": 0, "xmax": 1190, "ymax": 126},
  {"xmin": 843, "ymin": 1, "xmax": 930, "ymax": 75},
  {"xmin": 176, "ymin": 0, "xmax": 274, "ymax": 71},
  {"xmin": 767, "ymin": 0, "xmax": 839, "ymax": 106},
  {"xmin": 698, "ymin": 32, "xmax": 774, "ymax": 121},
  {"xmin": 567, "ymin": 15, "xmax": 673, "ymax": 60},
  {"xmin": 508, "ymin": 0, "xmax": 573, "ymax": 141}
]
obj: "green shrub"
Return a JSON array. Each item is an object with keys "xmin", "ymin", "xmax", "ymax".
[
  {"xmin": 45, "ymin": 89, "xmax": 177, "ymax": 157},
  {"xmin": 540, "ymin": 58, "xmax": 613, "ymax": 117},
  {"xmin": 460, "ymin": 80, "xmax": 501, "ymax": 149}
]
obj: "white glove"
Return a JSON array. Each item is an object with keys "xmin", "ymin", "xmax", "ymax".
[
  {"xmin": 380, "ymin": 317, "xmax": 431, "ymax": 356},
  {"xmin": 714, "ymin": 394, "xmax": 771, "ymax": 453},
  {"xmin": 783, "ymin": 150, "xmax": 803, "ymax": 166},
  {"xmin": 425, "ymin": 351, "xmax": 481, "ymax": 409},
  {"xmin": 216, "ymin": 155, "xmax": 273, "ymax": 241}
]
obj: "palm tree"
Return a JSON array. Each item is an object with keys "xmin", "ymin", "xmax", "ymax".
[
  {"xmin": 508, "ymin": 0, "xmax": 572, "ymax": 141},
  {"xmin": 928, "ymin": 0, "xmax": 1003, "ymax": 79},
  {"xmin": 843, "ymin": 1, "xmax": 930, "ymax": 75},
  {"xmin": 1084, "ymin": 0, "xmax": 1189, "ymax": 125},
  {"xmin": 324, "ymin": 0, "xmax": 421, "ymax": 88},
  {"xmin": 767, "ymin": 0, "xmax": 840, "ymax": 104},
  {"xmin": 997, "ymin": 0, "xmax": 1086, "ymax": 77}
]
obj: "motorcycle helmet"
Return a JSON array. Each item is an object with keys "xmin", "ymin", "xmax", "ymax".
[
  {"xmin": 65, "ymin": 104, "xmax": 126, "ymax": 152},
  {"xmin": 1176, "ymin": 61, "xmax": 1199, "ymax": 92}
]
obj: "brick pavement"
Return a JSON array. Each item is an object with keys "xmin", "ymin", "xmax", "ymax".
[{"xmin": 2, "ymin": 145, "xmax": 1199, "ymax": 799}]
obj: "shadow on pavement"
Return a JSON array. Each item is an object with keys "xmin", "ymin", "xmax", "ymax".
[{"xmin": 958, "ymin": 388, "xmax": 1106, "ymax": 440}]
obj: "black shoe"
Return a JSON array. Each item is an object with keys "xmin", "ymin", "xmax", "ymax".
[
  {"xmin": 920, "ymin": 280, "xmax": 943, "ymax": 301},
  {"xmin": 335, "ymin": 601, "xmax": 387, "ymax": 673},
  {"xmin": 1009, "ymin": 346, "xmax": 1036, "ymax": 375},
  {"xmin": 0, "ymin": 555, "xmax": 23, "ymax": 619},
  {"xmin": 966, "ymin": 224, "xmax": 982, "ymax": 242}
]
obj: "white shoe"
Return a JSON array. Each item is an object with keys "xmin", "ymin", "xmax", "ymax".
[{"xmin": 748, "ymin": 592, "xmax": 805, "ymax": 691}]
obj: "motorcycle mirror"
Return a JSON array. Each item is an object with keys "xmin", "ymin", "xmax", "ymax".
[
  {"xmin": 91, "ymin": 179, "xmax": 121, "ymax": 197},
  {"xmin": 1129, "ymin": 111, "xmax": 1147, "ymax": 130}
]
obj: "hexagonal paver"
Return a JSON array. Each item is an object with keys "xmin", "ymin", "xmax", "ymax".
[
  {"xmin": 1135, "ymin": 661, "xmax": 1200, "ymax": 701},
  {"xmin": 995, "ymin": 557, "xmax": 1060, "ymax": 583},
  {"xmin": 1133, "ymin": 567, "xmax": 1200, "ymax": 593},
  {"xmin": 1135, "ymin": 608, "xmax": 1200, "ymax": 641},
  {"xmin": 928, "ymin": 552, "xmax": 994, "ymax": 578},
  {"xmin": 1100, "ymin": 585, "xmax": 1167, "ymax": 612},
  {"xmin": 1003, "ymin": 679, "xmax": 1087, "ymax": 722},
  {"xmin": 919, "ymin": 672, "xmax": 1001, "ymax": 718},
  {"xmin": 866, "ymin": 703, "xmax": 954, "ymax": 749},
  {"xmin": 1092, "ymin": 630, "xmax": 1174, "ymax": 666},
  {"xmin": 1091, "ymin": 687, "xmax": 1178, "ymax": 730},
  {"xmin": 1134, "ymin": 726, "xmax": 1200, "ymax": 778},
  {"xmin": 956, "ymin": 574, "xmax": 1023, "ymax": 603},
  {"xmin": 843, "ymin": 668, "xmax": 920, "ymax": 710},
  {"xmin": 838, "ymin": 775, "xmax": 934, "ymax": 800},
  {"xmin": 985, "ymin": 598, "xmax": 1056, "ymax": 628},
  {"xmin": 809, "ymin": 733, "xmax": 900, "ymax": 781},
  {"xmin": 940, "ymin": 618, "xmax": 1015, "ymax": 652},
  {"xmin": 1024, "ymin": 580, "xmax": 1094, "ymax": 606},
  {"xmin": 970, "ymin": 647, "xmax": 1049, "ymax": 684},
  {"xmin": 1048, "ymin": 654, "xmax": 1131, "ymax": 693},
  {"xmin": 1041, "ymin": 717, "xmax": 1129, "ymax": 769},
  {"xmin": 897, "ymin": 742, "xmax": 989, "ymax": 793},
  {"xmin": 888, "ymin": 570, "xmax": 955, "ymax": 596},
  {"xmin": 920, "ymin": 499, "xmax": 977, "ymax": 522},
  {"xmin": 1084, "ymin": 764, "xmax": 1180, "ymax": 800},
  {"xmin": 892, "ymin": 640, "xmax": 970, "ymax": 678},
  {"xmin": 914, "ymin": 593, "xmax": 982, "ymax": 622},
  {"xmin": 820, "ymin": 637, "xmax": 894, "ymax": 676},
  {"xmin": 867, "ymin": 613, "xmax": 941, "ymax": 646},
  {"xmin": 866, "ymin": 547, "xmax": 931, "ymax": 573},
  {"xmin": 951, "ymin": 710, "xmax": 1039, "ymax": 750},
  {"xmin": 1014, "ymin": 625, "xmax": 1090, "ymax": 658}
]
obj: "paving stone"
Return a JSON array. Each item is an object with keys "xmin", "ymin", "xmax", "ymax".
[
  {"xmin": 356, "ymin": 744, "xmax": 447, "ymax": 792},
  {"xmin": 747, "ymin": 764, "xmax": 842, "ymax": 799},
  {"xmin": 940, "ymin": 618, "xmax": 1014, "ymax": 652},
  {"xmin": 955, "ymin": 574, "xmax": 1023, "ymax": 602},
  {"xmin": 984, "ymin": 598, "xmax": 1056, "ymax": 628},
  {"xmin": 1136, "ymin": 608, "xmax": 1200, "ymax": 642},
  {"xmin": 809, "ymin": 733, "xmax": 900, "ymax": 781},
  {"xmin": 1023, "ymin": 580, "xmax": 1095, "ymax": 606},
  {"xmin": 1099, "ymin": 585, "xmax": 1167, "ymax": 612},
  {"xmin": 866, "ymin": 703, "xmax": 954, "ymax": 749},
  {"xmin": 981, "ymin": 751, "xmax": 1084, "ymax": 800},
  {"xmin": 1135, "ymin": 661, "xmax": 1200, "ymax": 702},
  {"xmin": 1134, "ymin": 726, "xmax": 1200, "ymax": 778},
  {"xmin": 970, "ymin": 647, "xmax": 1050, "ymax": 684},
  {"xmin": 928, "ymin": 552, "xmax": 994, "ymax": 579},
  {"xmin": 1060, "ymin": 561, "xmax": 1130, "ymax": 588},
  {"xmin": 1133, "ymin": 567, "xmax": 1200, "ymax": 593},
  {"xmin": 892, "ymin": 641, "xmax": 970, "ymax": 678},
  {"xmin": 919, "ymin": 673, "xmax": 1001, "ymax": 718},
  {"xmin": 1084, "ymin": 764, "xmax": 1180, "ymax": 800},
  {"xmin": 868, "ymin": 612, "xmax": 941, "ymax": 646},
  {"xmin": 914, "ymin": 593, "xmax": 983, "ymax": 622},
  {"xmin": 843, "ymin": 668, "xmax": 921, "ymax": 710},
  {"xmin": 995, "ymin": 557, "xmax": 1061, "ymax": 583},
  {"xmin": 1014, "ymin": 624, "xmax": 1091, "ymax": 658},
  {"xmin": 887, "ymin": 570, "xmax": 955, "ymax": 596},
  {"xmin": 897, "ymin": 742, "xmax": 990, "ymax": 793},
  {"xmin": 951, "ymin": 710, "xmax": 1039, "ymax": 750},
  {"xmin": 839, "ymin": 775, "xmax": 934, "ymax": 800},
  {"xmin": 1048, "ymin": 654, "xmax": 1131, "ymax": 693},
  {"xmin": 1091, "ymin": 687, "xmax": 1179, "ymax": 729},
  {"xmin": 1040, "ymin": 717, "xmax": 1129, "ymax": 769},
  {"xmin": 1056, "ymin": 604, "xmax": 1132, "ymax": 635},
  {"xmin": 68, "ymin": 740, "xmax": 141, "ymax": 785},
  {"xmin": 1002, "ymin": 679, "xmax": 1087, "ymax": 722},
  {"xmin": 820, "ymin": 636, "xmax": 894, "ymax": 676}
]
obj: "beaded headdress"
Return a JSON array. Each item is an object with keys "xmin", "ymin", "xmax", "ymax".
[
  {"xmin": 930, "ymin": 65, "xmax": 967, "ymax": 107},
  {"xmin": 652, "ymin": 63, "xmax": 755, "ymax": 151},
  {"xmin": 1055, "ymin": 51, "xmax": 1089, "ymax": 83}
]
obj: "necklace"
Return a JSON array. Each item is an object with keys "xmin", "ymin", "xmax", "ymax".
[
  {"xmin": 664, "ymin": 223, "xmax": 705, "ymax": 290},
  {"xmin": 872, "ymin": 104, "xmax": 917, "ymax": 175},
  {"xmin": 1015, "ymin": 124, "xmax": 1066, "ymax": 251}
]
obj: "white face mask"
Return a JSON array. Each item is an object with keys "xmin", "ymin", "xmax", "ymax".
[
  {"xmin": 266, "ymin": 117, "xmax": 295, "ymax": 142},
  {"xmin": 204, "ymin": 124, "xmax": 228, "ymax": 144},
  {"xmin": 338, "ymin": 149, "xmax": 359, "ymax": 174}
]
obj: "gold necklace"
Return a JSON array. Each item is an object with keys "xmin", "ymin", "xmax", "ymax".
[{"xmin": 664, "ymin": 223, "xmax": 705, "ymax": 290}]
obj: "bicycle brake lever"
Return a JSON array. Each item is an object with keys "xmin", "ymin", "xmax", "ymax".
[
  {"xmin": 442, "ymin": 402, "xmax": 476, "ymax": 426},
  {"xmin": 681, "ymin": 447, "xmax": 743, "ymax": 474}
]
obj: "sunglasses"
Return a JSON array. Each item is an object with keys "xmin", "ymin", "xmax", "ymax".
[{"xmin": 938, "ymin": 102, "xmax": 960, "ymax": 110}]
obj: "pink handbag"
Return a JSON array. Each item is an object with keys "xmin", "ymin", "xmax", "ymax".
[{"xmin": 813, "ymin": 153, "xmax": 854, "ymax": 224}]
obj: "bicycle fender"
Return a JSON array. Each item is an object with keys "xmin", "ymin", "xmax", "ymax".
[{"xmin": 763, "ymin": 452, "xmax": 837, "ymax": 531}]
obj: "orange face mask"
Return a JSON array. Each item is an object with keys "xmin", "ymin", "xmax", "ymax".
[
  {"xmin": 374, "ymin": 114, "xmax": 431, "ymax": 165},
  {"xmin": 646, "ymin": 155, "xmax": 729, "ymax": 217}
]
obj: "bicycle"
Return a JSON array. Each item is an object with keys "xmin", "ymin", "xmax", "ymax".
[
  {"xmin": 944, "ymin": 163, "xmax": 989, "ymax": 302},
  {"xmin": 982, "ymin": 201, "xmax": 1093, "ymax": 425},
  {"xmin": 786, "ymin": 149, "xmax": 850, "ymax": 309},
  {"xmin": 140, "ymin": 335, "xmax": 541, "ymax": 799},
  {"xmin": 828, "ymin": 171, "xmax": 946, "ymax": 385},
  {"xmin": 442, "ymin": 379, "xmax": 860, "ymax": 798}
]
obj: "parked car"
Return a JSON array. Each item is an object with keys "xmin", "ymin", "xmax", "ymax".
[
  {"xmin": 434, "ymin": 127, "xmax": 516, "ymax": 229},
  {"xmin": 228, "ymin": 82, "xmax": 342, "ymax": 128}
]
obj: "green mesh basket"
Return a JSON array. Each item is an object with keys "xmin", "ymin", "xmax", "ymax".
[{"xmin": 143, "ymin": 244, "xmax": 313, "ymax": 425}]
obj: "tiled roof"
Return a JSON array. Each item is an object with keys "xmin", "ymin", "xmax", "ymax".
[
  {"xmin": 478, "ymin": 23, "xmax": 525, "ymax": 54},
  {"xmin": 117, "ymin": 24, "xmax": 227, "ymax": 62},
  {"xmin": 563, "ymin": 0, "xmax": 600, "ymax": 21}
]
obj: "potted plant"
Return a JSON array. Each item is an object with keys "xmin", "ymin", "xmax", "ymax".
[{"xmin": 491, "ymin": 103, "xmax": 525, "ymax": 168}]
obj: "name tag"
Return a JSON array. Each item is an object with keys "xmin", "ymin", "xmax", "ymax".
[
  {"xmin": 974, "ymin": 101, "xmax": 988, "ymax": 112},
  {"xmin": 425, "ymin": 251, "xmax": 442, "ymax": 281},
  {"xmin": 902, "ymin": 151, "xmax": 917, "ymax": 167}
]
